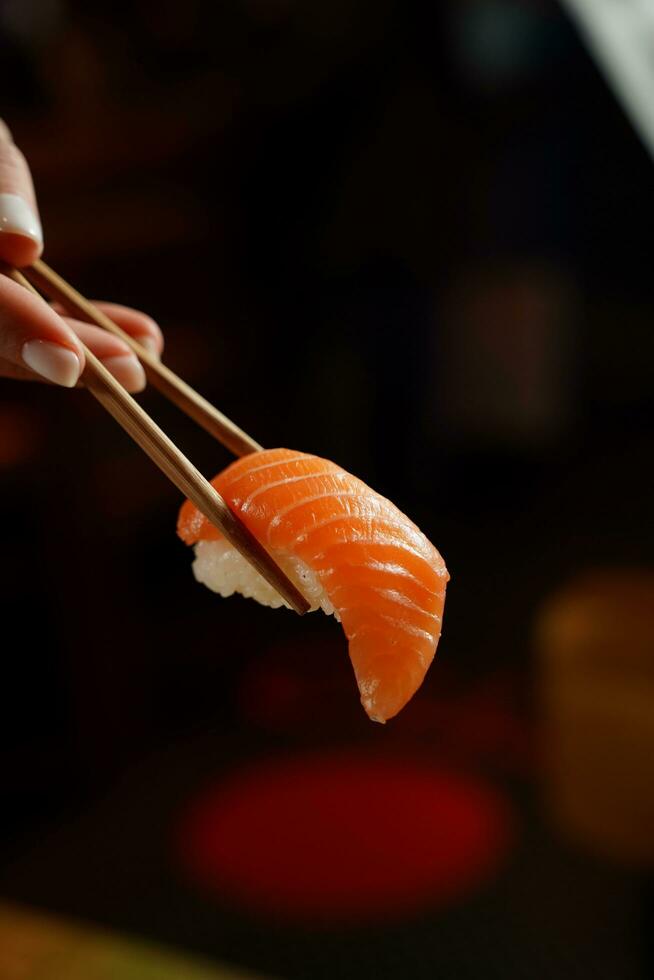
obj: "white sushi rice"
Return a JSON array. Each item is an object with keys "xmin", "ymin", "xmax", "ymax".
[{"xmin": 192, "ymin": 539, "xmax": 340, "ymax": 619}]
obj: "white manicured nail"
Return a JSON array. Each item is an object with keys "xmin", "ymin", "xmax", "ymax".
[
  {"xmin": 103, "ymin": 354, "xmax": 146, "ymax": 392},
  {"xmin": 22, "ymin": 340, "xmax": 81, "ymax": 387},
  {"xmin": 0, "ymin": 193, "xmax": 42, "ymax": 246}
]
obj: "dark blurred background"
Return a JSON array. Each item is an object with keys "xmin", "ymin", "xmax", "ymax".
[{"xmin": 1, "ymin": 1, "xmax": 653, "ymax": 977}]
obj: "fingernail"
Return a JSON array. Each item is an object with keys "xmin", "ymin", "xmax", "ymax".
[
  {"xmin": 0, "ymin": 193, "xmax": 43, "ymax": 246},
  {"xmin": 135, "ymin": 335, "xmax": 160, "ymax": 356},
  {"xmin": 21, "ymin": 340, "xmax": 81, "ymax": 387},
  {"xmin": 103, "ymin": 354, "xmax": 146, "ymax": 392}
]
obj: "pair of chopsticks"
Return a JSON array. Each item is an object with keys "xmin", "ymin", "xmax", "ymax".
[{"xmin": 6, "ymin": 260, "xmax": 309, "ymax": 615}]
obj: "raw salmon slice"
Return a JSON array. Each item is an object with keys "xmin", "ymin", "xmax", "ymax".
[{"xmin": 178, "ymin": 448, "xmax": 449, "ymax": 722}]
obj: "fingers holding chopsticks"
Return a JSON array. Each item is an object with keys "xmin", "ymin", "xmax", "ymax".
[
  {"xmin": 0, "ymin": 116, "xmax": 163, "ymax": 391},
  {"xmin": 0, "ymin": 272, "xmax": 160, "ymax": 392}
]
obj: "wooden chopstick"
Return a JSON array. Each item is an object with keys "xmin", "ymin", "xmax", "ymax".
[
  {"xmin": 25, "ymin": 259, "xmax": 263, "ymax": 459},
  {"xmin": 7, "ymin": 267, "xmax": 309, "ymax": 616}
]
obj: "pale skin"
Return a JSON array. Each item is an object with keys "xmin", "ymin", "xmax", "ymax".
[{"xmin": 0, "ymin": 118, "xmax": 163, "ymax": 391}]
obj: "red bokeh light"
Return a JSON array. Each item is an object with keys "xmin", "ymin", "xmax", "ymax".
[{"xmin": 176, "ymin": 751, "xmax": 515, "ymax": 924}]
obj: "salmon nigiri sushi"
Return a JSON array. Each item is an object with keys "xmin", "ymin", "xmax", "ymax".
[{"xmin": 177, "ymin": 449, "xmax": 449, "ymax": 722}]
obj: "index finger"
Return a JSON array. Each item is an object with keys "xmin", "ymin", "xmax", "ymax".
[{"xmin": 0, "ymin": 119, "xmax": 43, "ymax": 267}]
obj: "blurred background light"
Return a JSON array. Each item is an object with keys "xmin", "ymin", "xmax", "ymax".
[
  {"xmin": 451, "ymin": 1, "xmax": 560, "ymax": 89},
  {"xmin": 177, "ymin": 752, "xmax": 514, "ymax": 923}
]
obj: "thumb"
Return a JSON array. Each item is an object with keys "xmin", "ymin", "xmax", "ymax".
[
  {"xmin": 0, "ymin": 118, "xmax": 43, "ymax": 267},
  {"xmin": 0, "ymin": 272, "xmax": 84, "ymax": 386}
]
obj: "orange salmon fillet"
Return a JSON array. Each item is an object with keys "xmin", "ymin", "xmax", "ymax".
[{"xmin": 178, "ymin": 448, "xmax": 449, "ymax": 722}]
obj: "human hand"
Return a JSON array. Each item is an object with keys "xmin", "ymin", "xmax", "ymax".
[{"xmin": 0, "ymin": 119, "xmax": 163, "ymax": 391}]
